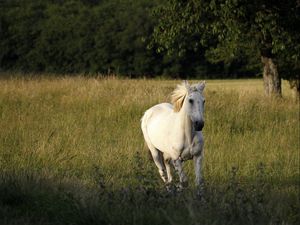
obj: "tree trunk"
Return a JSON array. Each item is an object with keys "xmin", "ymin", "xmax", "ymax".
[
  {"xmin": 288, "ymin": 78, "xmax": 300, "ymax": 101},
  {"xmin": 261, "ymin": 56, "xmax": 282, "ymax": 97}
]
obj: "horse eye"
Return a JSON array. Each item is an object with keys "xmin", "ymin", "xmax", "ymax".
[{"xmin": 189, "ymin": 99, "xmax": 194, "ymax": 104}]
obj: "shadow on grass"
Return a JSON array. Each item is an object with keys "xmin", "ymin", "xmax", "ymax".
[{"xmin": 0, "ymin": 165, "xmax": 299, "ymax": 225}]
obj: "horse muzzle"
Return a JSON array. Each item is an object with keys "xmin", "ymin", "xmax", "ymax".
[{"xmin": 194, "ymin": 121, "xmax": 204, "ymax": 131}]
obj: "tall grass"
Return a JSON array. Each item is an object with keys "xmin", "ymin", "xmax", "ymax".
[{"xmin": 0, "ymin": 76, "xmax": 299, "ymax": 225}]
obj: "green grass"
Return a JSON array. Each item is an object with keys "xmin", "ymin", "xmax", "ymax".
[{"xmin": 0, "ymin": 75, "xmax": 299, "ymax": 225}]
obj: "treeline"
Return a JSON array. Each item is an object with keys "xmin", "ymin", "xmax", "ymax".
[{"xmin": 0, "ymin": 0, "xmax": 259, "ymax": 78}]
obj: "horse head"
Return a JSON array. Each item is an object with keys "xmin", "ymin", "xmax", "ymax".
[{"xmin": 185, "ymin": 81, "xmax": 206, "ymax": 131}]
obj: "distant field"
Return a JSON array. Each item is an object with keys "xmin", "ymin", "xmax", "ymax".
[{"xmin": 0, "ymin": 76, "xmax": 299, "ymax": 225}]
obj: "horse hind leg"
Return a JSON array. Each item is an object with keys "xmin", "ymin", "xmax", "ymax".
[
  {"xmin": 147, "ymin": 146, "xmax": 168, "ymax": 183},
  {"xmin": 164, "ymin": 157, "xmax": 173, "ymax": 184}
]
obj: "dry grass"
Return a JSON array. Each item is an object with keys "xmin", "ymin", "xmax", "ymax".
[{"xmin": 0, "ymin": 75, "xmax": 299, "ymax": 224}]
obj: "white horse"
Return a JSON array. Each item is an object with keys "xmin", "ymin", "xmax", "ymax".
[{"xmin": 141, "ymin": 81, "xmax": 205, "ymax": 188}]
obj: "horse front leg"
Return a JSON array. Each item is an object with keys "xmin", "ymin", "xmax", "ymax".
[
  {"xmin": 193, "ymin": 153, "xmax": 203, "ymax": 187},
  {"xmin": 191, "ymin": 131, "xmax": 204, "ymax": 187},
  {"xmin": 193, "ymin": 152, "xmax": 205, "ymax": 198}
]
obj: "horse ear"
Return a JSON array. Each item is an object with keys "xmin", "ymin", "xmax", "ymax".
[
  {"xmin": 197, "ymin": 81, "xmax": 206, "ymax": 92},
  {"xmin": 183, "ymin": 80, "xmax": 191, "ymax": 91}
]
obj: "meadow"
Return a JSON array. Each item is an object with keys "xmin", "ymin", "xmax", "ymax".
[{"xmin": 0, "ymin": 75, "xmax": 299, "ymax": 225}]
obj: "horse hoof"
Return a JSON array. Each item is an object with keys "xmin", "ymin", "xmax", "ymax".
[
  {"xmin": 181, "ymin": 180, "xmax": 188, "ymax": 188},
  {"xmin": 175, "ymin": 182, "xmax": 188, "ymax": 192},
  {"xmin": 165, "ymin": 183, "xmax": 172, "ymax": 192},
  {"xmin": 195, "ymin": 184, "xmax": 206, "ymax": 201},
  {"xmin": 176, "ymin": 185, "xmax": 183, "ymax": 192}
]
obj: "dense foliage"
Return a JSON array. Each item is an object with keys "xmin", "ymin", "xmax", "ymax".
[
  {"xmin": 0, "ymin": 0, "xmax": 261, "ymax": 78},
  {"xmin": 152, "ymin": 0, "xmax": 300, "ymax": 91}
]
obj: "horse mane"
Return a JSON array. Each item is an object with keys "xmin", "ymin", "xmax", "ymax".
[{"xmin": 171, "ymin": 82, "xmax": 190, "ymax": 112}]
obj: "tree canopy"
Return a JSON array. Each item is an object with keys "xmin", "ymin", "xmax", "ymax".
[{"xmin": 152, "ymin": 0, "xmax": 300, "ymax": 95}]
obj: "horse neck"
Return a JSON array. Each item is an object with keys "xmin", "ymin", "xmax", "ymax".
[{"xmin": 178, "ymin": 101, "xmax": 193, "ymax": 145}]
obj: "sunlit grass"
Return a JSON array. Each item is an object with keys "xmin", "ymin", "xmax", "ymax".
[{"xmin": 0, "ymin": 75, "xmax": 299, "ymax": 224}]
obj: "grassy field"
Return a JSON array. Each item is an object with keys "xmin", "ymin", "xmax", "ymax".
[{"xmin": 0, "ymin": 75, "xmax": 299, "ymax": 225}]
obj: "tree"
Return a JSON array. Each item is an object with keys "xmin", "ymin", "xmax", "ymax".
[
  {"xmin": 0, "ymin": 0, "xmax": 47, "ymax": 71},
  {"xmin": 0, "ymin": 0, "xmax": 167, "ymax": 75},
  {"xmin": 152, "ymin": 0, "xmax": 300, "ymax": 98}
]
